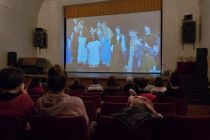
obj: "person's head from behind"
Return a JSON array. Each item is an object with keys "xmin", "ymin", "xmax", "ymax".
[
  {"xmin": 107, "ymin": 76, "xmax": 117, "ymax": 86},
  {"xmin": 170, "ymin": 75, "xmax": 180, "ymax": 87},
  {"xmin": 28, "ymin": 77, "xmax": 42, "ymax": 89},
  {"xmin": 47, "ymin": 64, "xmax": 67, "ymax": 93},
  {"xmin": 92, "ymin": 77, "xmax": 99, "ymax": 85},
  {"xmin": 72, "ymin": 78, "xmax": 81, "ymax": 86},
  {"xmin": 126, "ymin": 76, "xmax": 133, "ymax": 83},
  {"xmin": 154, "ymin": 77, "xmax": 164, "ymax": 87},
  {"xmin": 138, "ymin": 77, "xmax": 148, "ymax": 89},
  {"xmin": 0, "ymin": 67, "xmax": 24, "ymax": 93}
]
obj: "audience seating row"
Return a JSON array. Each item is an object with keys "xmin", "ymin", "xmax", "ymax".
[
  {"xmin": 0, "ymin": 115, "xmax": 26, "ymax": 140},
  {"xmin": 155, "ymin": 114, "xmax": 210, "ymax": 140},
  {"xmin": 100, "ymin": 102, "xmax": 177, "ymax": 116},
  {"xmin": 28, "ymin": 92, "xmax": 188, "ymax": 122},
  {"xmin": 159, "ymin": 96, "xmax": 188, "ymax": 115},
  {"xmin": 1, "ymin": 113, "xmax": 210, "ymax": 140},
  {"xmin": 95, "ymin": 115, "xmax": 153, "ymax": 140},
  {"xmin": 29, "ymin": 116, "xmax": 89, "ymax": 140}
]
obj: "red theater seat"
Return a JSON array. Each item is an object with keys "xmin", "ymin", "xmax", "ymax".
[
  {"xmin": 104, "ymin": 96, "xmax": 129, "ymax": 103},
  {"xmin": 0, "ymin": 115, "xmax": 26, "ymax": 140},
  {"xmin": 29, "ymin": 116, "xmax": 89, "ymax": 140},
  {"xmin": 154, "ymin": 102, "xmax": 176, "ymax": 115},
  {"xmin": 84, "ymin": 101, "xmax": 97, "ymax": 122},
  {"xmin": 78, "ymin": 95, "xmax": 102, "ymax": 108},
  {"xmin": 100, "ymin": 102, "xmax": 127, "ymax": 116},
  {"xmin": 159, "ymin": 96, "xmax": 188, "ymax": 115},
  {"xmin": 96, "ymin": 115, "xmax": 153, "ymax": 140},
  {"xmin": 156, "ymin": 114, "xmax": 210, "ymax": 140}
]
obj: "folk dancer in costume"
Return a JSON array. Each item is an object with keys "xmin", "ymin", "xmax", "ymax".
[
  {"xmin": 87, "ymin": 26, "xmax": 101, "ymax": 68},
  {"xmin": 110, "ymin": 26, "xmax": 126, "ymax": 72},
  {"xmin": 127, "ymin": 30, "xmax": 143, "ymax": 72},
  {"xmin": 77, "ymin": 21, "xmax": 88, "ymax": 64}
]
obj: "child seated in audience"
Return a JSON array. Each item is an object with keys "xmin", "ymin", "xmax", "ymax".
[
  {"xmin": 88, "ymin": 77, "xmax": 103, "ymax": 91},
  {"xmin": 36, "ymin": 64, "xmax": 89, "ymax": 124},
  {"xmin": 27, "ymin": 77, "xmax": 44, "ymax": 95},
  {"xmin": 0, "ymin": 67, "xmax": 36, "ymax": 128}
]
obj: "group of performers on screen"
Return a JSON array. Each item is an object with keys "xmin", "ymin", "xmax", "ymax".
[{"xmin": 66, "ymin": 19, "xmax": 160, "ymax": 72}]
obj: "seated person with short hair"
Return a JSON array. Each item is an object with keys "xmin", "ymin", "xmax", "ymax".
[
  {"xmin": 0, "ymin": 67, "xmax": 36, "ymax": 119},
  {"xmin": 151, "ymin": 77, "xmax": 167, "ymax": 95},
  {"xmin": 88, "ymin": 77, "xmax": 103, "ymax": 91}
]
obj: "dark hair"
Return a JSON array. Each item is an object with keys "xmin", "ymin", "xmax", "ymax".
[
  {"xmin": 28, "ymin": 77, "xmax": 41, "ymax": 89},
  {"xmin": 154, "ymin": 77, "xmax": 164, "ymax": 87},
  {"xmin": 0, "ymin": 67, "xmax": 24, "ymax": 90},
  {"xmin": 170, "ymin": 75, "xmax": 180, "ymax": 87},
  {"xmin": 106, "ymin": 76, "xmax": 117, "ymax": 86},
  {"xmin": 47, "ymin": 64, "xmax": 67, "ymax": 93},
  {"xmin": 138, "ymin": 77, "xmax": 148, "ymax": 89},
  {"xmin": 92, "ymin": 78, "xmax": 99, "ymax": 84}
]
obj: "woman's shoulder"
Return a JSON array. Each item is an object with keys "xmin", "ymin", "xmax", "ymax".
[{"xmin": 66, "ymin": 95, "xmax": 84, "ymax": 104}]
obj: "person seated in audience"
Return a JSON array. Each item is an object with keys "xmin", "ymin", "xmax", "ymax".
[
  {"xmin": 36, "ymin": 65, "xmax": 89, "ymax": 124},
  {"xmin": 134, "ymin": 77, "xmax": 157, "ymax": 101},
  {"xmin": 150, "ymin": 77, "xmax": 167, "ymax": 95},
  {"xmin": 144, "ymin": 77, "xmax": 155, "ymax": 91},
  {"xmin": 123, "ymin": 76, "xmax": 139, "ymax": 94},
  {"xmin": 111, "ymin": 89, "xmax": 163, "ymax": 133},
  {"xmin": 165, "ymin": 74, "xmax": 184, "ymax": 98},
  {"xmin": 69, "ymin": 78, "xmax": 86, "ymax": 90},
  {"xmin": 0, "ymin": 67, "xmax": 36, "ymax": 125},
  {"xmin": 27, "ymin": 77, "xmax": 44, "ymax": 95},
  {"xmin": 88, "ymin": 77, "xmax": 103, "ymax": 91},
  {"xmin": 128, "ymin": 89, "xmax": 163, "ymax": 118},
  {"xmin": 104, "ymin": 76, "xmax": 121, "ymax": 95},
  {"xmin": 134, "ymin": 77, "xmax": 151, "ymax": 94}
]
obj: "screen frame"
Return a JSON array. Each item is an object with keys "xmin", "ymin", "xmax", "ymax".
[{"xmin": 64, "ymin": 10, "xmax": 163, "ymax": 74}]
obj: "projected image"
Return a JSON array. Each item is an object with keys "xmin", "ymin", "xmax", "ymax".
[{"xmin": 65, "ymin": 11, "xmax": 161, "ymax": 73}]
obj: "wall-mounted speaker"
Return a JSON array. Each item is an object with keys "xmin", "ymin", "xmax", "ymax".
[
  {"xmin": 196, "ymin": 48, "xmax": 208, "ymax": 77},
  {"xmin": 7, "ymin": 52, "xmax": 17, "ymax": 66},
  {"xmin": 182, "ymin": 21, "xmax": 196, "ymax": 43},
  {"xmin": 33, "ymin": 28, "xmax": 47, "ymax": 48},
  {"xmin": 184, "ymin": 14, "xmax": 193, "ymax": 21}
]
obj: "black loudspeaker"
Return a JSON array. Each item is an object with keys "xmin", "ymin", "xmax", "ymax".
[
  {"xmin": 33, "ymin": 28, "xmax": 47, "ymax": 48},
  {"xmin": 182, "ymin": 21, "xmax": 196, "ymax": 43},
  {"xmin": 7, "ymin": 52, "xmax": 17, "ymax": 66},
  {"xmin": 196, "ymin": 48, "xmax": 208, "ymax": 77},
  {"xmin": 196, "ymin": 48, "xmax": 208, "ymax": 61},
  {"xmin": 184, "ymin": 14, "xmax": 193, "ymax": 21}
]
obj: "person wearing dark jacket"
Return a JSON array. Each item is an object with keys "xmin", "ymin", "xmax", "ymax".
[{"xmin": 165, "ymin": 74, "xmax": 184, "ymax": 98}]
